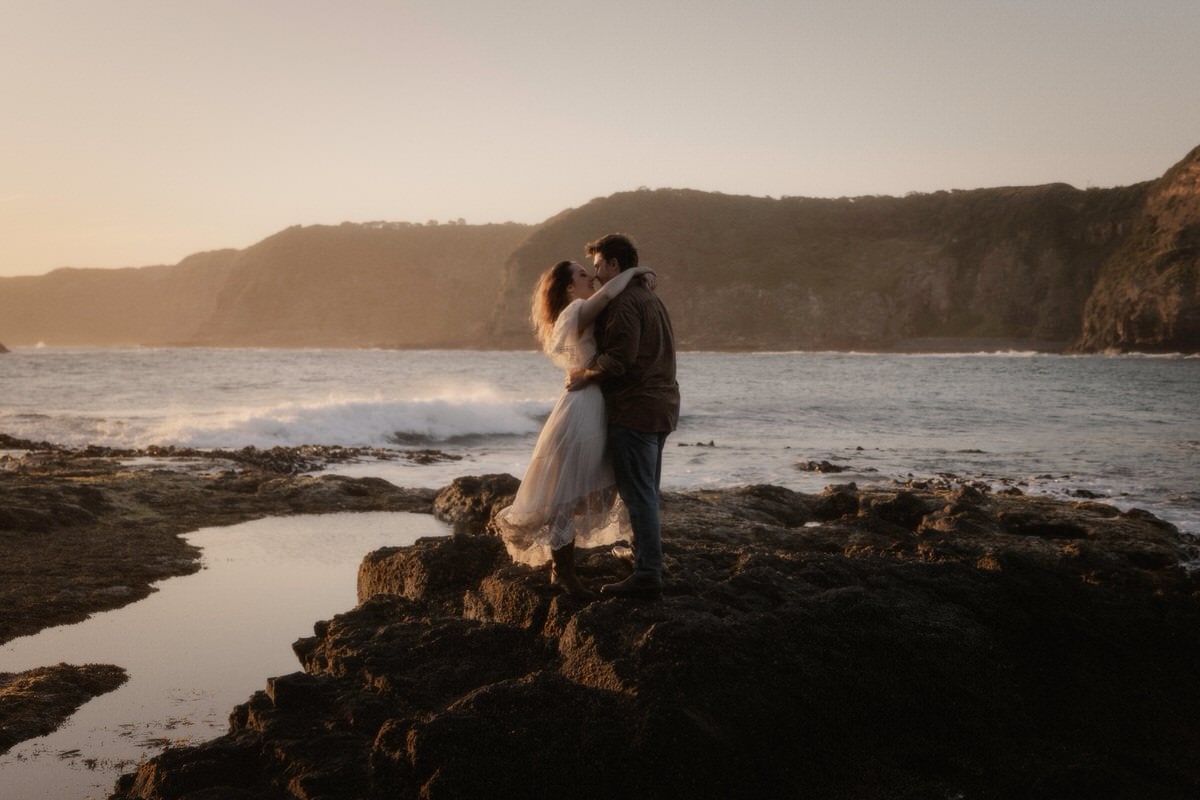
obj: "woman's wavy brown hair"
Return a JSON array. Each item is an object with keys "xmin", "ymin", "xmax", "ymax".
[{"xmin": 531, "ymin": 260, "xmax": 577, "ymax": 347}]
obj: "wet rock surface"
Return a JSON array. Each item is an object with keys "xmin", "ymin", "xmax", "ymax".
[
  {"xmin": 113, "ymin": 478, "xmax": 1200, "ymax": 800},
  {"xmin": 0, "ymin": 664, "xmax": 128, "ymax": 755},
  {"xmin": 0, "ymin": 444, "xmax": 442, "ymax": 645},
  {"xmin": 0, "ymin": 444, "xmax": 449, "ymax": 764}
]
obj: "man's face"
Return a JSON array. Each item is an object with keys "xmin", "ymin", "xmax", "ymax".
[{"xmin": 592, "ymin": 252, "xmax": 620, "ymax": 285}]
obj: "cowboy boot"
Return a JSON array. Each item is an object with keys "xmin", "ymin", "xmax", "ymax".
[{"xmin": 550, "ymin": 542, "xmax": 596, "ymax": 601}]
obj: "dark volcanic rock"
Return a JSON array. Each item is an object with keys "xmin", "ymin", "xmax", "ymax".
[
  {"xmin": 0, "ymin": 447, "xmax": 439, "ymax": 645},
  {"xmin": 0, "ymin": 664, "xmax": 127, "ymax": 754},
  {"xmin": 0, "ymin": 444, "xmax": 452, "ymax": 761},
  {"xmin": 431, "ymin": 473, "xmax": 520, "ymax": 531},
  {"xmin": 797, "ymin": 458, "xmax": 850, "ymax": 473},
  {"xmin": 111, "ymin": 478, "xmax": 1200, "ymax": 799},
  {"xmin": 356, "ymin": 534, "xmax": 509, "ymax": 615}
]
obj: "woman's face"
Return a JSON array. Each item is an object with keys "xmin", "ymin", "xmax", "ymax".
[{"xmin": 566, "ymin": 262, "xmax": 595, "ymax": 300}]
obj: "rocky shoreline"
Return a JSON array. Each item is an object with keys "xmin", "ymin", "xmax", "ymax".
[
  {"xmin": 0, "ymin": 664, "xmax": 128, "ymax": 755},
  {"xmin": 3, "ymin": 445, "xmax": 1199, "ymax": 798},
  {"xmin": 0, "ymin": 441, "xmax": 446, "ymax": 756},
  {"xmin": 0, "ymin": 438, "xmax": 444, "ymax": 644}
]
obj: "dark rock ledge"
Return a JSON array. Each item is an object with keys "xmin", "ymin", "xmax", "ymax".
[
  {"xmin": 113, "ymin": 477, "xmax": 1200, "ymax": 800},
  {"xmin": 0, "ymin": 443, "xmax": 443, "ymax": 645},
  {"xmin": 0, "ymin": 664, "xmax": 127, "ymax": 755},
  {"xmin": 0, "ymin": 443, "xmax": 448, "ymax": 760}
]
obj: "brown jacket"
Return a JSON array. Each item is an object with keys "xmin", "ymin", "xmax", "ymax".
[{"xmin": 593, "ymin": 282, "xmax": 680, "ymax": 432}]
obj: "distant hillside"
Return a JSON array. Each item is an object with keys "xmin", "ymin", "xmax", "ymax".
[
  {"xmin": 0, "ymin": 250, "xmax": 238, "ymax": 346},
  {"xmin": 0, "ymin": 223, "xmax": 531, "ymax": 348},
  {"xmin": 192, "ymin": 222, "xmax": 531, "ymax": 348},
  {"xmin": 487, "ymin": 183, "xmax": 1148, "ymax": 350},
  {"xmin": 1, "ymin": 146, "xmax": 1198, "ymax": 353}
]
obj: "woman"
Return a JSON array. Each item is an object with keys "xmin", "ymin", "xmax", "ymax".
[{"xmin": 494, "ymin": 259, "xmax": 655, "ymax": 599}]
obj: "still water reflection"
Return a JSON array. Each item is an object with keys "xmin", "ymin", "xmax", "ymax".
[{"xmin": 0, "ymin": 511, "xmax": 449, "ymax": 800}]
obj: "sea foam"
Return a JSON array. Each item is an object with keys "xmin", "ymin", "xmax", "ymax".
[{"xmin": 163, "ymin": 396, "xmax": 550, "ymax": 449}]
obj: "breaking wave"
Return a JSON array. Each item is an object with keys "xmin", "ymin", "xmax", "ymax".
[{"xmin": 2, "ymin": 396, "xmax": 551, "ymax": 450}]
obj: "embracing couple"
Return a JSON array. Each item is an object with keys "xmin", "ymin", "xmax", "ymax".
[{"xmin": 495, "ymin": 233, "xmax": 679, "ymax": 600}]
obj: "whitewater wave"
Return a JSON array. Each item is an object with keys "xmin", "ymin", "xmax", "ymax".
[
  {"xmin": 176, "ymin": 395, "xmax": 551, "ymax": 449},
  {"xmin": 2, "ymin": 396, "xmax": 552, "ymax": 450}
]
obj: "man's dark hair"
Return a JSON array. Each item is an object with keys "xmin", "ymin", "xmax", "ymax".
[{"xmin": 585, "ymin": 233, "xmax": 639, "ymax": 271}]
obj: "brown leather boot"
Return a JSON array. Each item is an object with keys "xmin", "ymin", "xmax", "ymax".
[
  {"xmin": 600, "ymin": 571, "xmax": 663, "ymax": 599},
  {"xmin": 550, "ymin": 542, "xmax": 596, "ymax": 601}
]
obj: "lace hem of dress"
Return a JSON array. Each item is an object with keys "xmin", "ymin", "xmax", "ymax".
[{"xmin": 495, "ymin": 485, "xmax": 629, "ymax": 567}]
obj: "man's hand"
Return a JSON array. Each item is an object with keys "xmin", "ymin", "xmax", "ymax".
[{"xmin": 566, "ymin": 367, "xmax": 597, "ymax": 391}]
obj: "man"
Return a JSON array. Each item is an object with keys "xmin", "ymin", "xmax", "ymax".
[{"xmin": 567, "ymin": 233, "xmax": 679, "ymax": 598}]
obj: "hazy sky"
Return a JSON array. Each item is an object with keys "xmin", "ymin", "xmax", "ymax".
[{"xmin": 2, "ymin": 0, "xmax": 1198, "ymax": 277}]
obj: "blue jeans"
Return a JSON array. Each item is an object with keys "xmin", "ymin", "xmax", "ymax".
[{"xmin": 607, "ymin": 426, "xmax": 668, "ymax": 577}]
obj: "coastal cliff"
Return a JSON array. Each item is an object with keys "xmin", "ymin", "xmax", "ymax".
[
  {"xmin": 1075, "ymin": 145, "xmax": 1200, "ymax": 352},
  {"xmin": 1, "ymin": 146, "xmax": 1198, "ymax": 352},
  {"xmin": 487, "ymin": 183, "xmax": 1148, "ymax": 350},
  {"xmin": 112, "ymin": 475, "xmax": 1200, "ymax": 799},
  {"xmin": 195, "ymin": 223, "xmax": 531, "ymax": 348}
]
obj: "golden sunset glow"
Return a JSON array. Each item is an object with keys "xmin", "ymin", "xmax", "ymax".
[{"xmin": 2, "ymin": 0, "xmax": 1198, "ymax": 276}]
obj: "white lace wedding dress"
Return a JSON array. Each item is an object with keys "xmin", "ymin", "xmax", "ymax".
[{"xmin": 495, "ymin": 298, "xmax": 630, "ymax": 566}]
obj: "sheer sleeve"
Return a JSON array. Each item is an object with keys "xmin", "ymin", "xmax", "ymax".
[{"xmin": 544, "ymin": 299, "xmax": 585, "ymax": 369}]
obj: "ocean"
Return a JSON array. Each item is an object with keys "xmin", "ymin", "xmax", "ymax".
[{"xmin": 2, "ymin": 346, "xmax": 1197, "ymax": 537}]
